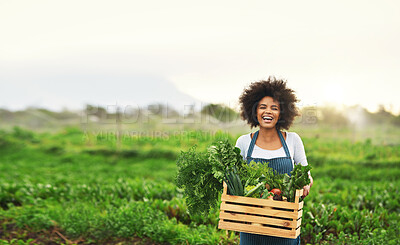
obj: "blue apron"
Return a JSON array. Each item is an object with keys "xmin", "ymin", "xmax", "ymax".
[{"xmin": 240, "ymin": 130, "xmax": 301, "ymax": 245}]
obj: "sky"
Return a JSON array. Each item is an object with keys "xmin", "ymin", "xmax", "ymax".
[{"xmin": 0, "ymin": 0, "xmax": 399, "ymax": 114}]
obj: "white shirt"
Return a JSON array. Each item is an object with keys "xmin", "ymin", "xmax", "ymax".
[{"xmin": 235, "ymin": 131, "xmax": 309, "ymax": 168}]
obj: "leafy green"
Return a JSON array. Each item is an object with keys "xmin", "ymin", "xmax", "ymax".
[
  {"xmin": 244, "ymin": 182, "xmax": 265, "ymax": 197},
  {"xmin": 176, "ymin": 140, "xmax": 313, "ymax": 216},
  {"xmin": 225, "ymin": 166, "xmax": 244, "ymax": 196},
  {"xmin": 175, "ymin": 146, "xmax": 218, "ymax": 216},
  {"xmin": 207, "ymin": 140, "xmax": 244, "ymax": 182},
  {"xmin": 238, "ymin": 160, "xmax": 272, "ymax": 187},
  {"xmin": 175, "ymin": 140, "xmax": 245, "ymax": 216},
  {"xmin": 237, "ymin": 160, "xmax": 312, "ymax": 202},
  {"xmin": 283, "ymin": 164, "xmax": 312, "ymax": 202},
  {"xmin": 238, "ymin": 160, "xmax": 286, "ymax": 196}
]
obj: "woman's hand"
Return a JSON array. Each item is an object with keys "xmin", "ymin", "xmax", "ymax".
[{"xmin": 302, "ymin": 174, "xmax": 313, "ymax": 197}]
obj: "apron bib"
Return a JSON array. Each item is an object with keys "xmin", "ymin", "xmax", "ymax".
[{"xmin": 240, "ymin": 130, "xmax": 301, "ymax": 245}]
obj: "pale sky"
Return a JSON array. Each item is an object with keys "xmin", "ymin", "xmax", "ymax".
[{"xmin": 1, "ymin": 0, "xmax": 399, "ymax": 114}]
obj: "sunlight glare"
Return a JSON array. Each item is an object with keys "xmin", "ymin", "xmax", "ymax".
[{"xmin": 323, "ymin": 83, "xmax": 345, "ymax": 105}]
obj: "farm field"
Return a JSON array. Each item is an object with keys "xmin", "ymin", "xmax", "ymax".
[{"xmin": 0, "ymin": 126, "xmax": 399, "ymax": 244}]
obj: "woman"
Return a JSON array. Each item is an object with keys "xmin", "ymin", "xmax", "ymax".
[{"xmin": 235, "ymin": 77, "xmax": 313, "ymax": 245}]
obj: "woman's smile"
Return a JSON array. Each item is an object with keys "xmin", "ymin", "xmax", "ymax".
[{"xmin": 261, "ymin": 115, "xmax": 274, "ymax": 123}]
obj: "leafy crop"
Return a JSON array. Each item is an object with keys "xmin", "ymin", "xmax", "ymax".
[
  {"xmin": 175, "ymin": 140, "xmax": 244, "ymax": 215},
  {"xmin": 0, "ymin": 128, "xmax": 399, "ymax": 244},
  {"xmin": 176, "ymin": 140, "xmax": 312, "ymax": 218},
  {"xmin": 282, "ymin": 164, "xmax": 312, "ymax": 202}
]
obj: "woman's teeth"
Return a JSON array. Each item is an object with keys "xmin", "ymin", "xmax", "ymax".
[{"xmin": 262, "ymin": 116, "xmax": 273, "ymax": 121}]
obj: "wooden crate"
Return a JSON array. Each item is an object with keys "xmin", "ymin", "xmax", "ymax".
[{"xmin": 218, "ymin": 182, "xmax": 304, "ymax": 239}]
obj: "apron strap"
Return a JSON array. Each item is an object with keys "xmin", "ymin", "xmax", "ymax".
[
  {"xmin": 246, "ymin": 130, "xmax": 292, "ymax": 159},
  {"xmin": 278, "ymin": 130, "xmax": 291, "ymax": 158},
  {"xmin": 246, "ymin": 130, "xmax": 259, "ymax": 159}
]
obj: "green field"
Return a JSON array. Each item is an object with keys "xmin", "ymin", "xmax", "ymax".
[{"xmin": 0, "ymin": 126, "xmax": 399, "ymax": 244}]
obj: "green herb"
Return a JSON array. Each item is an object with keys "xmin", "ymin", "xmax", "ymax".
[
  {"xmin": 175, "ymin": 140, "xmax": 245, "ymax": 215},
  {"xmin": 207, "ymin": 140, "xmax": 244, "ymax": 182},
  {"xmin": 282, "ymin": 164, "xmax": 312, "ymax": 202},
  {"xmin": 244, "ymin": 182, "xmax": 265, "ymax": 197},
  {"xmin": 239, "ymin": 160, "xmax": 273, "ymax": 187}
]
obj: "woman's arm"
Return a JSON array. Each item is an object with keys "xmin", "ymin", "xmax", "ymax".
[
  {"xmin": 302, "ymin": 173, "xmax": 313, "ymax": 197},
  {"xmin": 290, "ymin": 132, "xmax": 313, "ymax": 197}
]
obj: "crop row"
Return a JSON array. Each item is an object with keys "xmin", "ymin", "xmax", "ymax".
[
  {"xmin": 2, "ymin": 178, "xmax": 399, "ymax": 209},
  {"xmin": 0, "ymin": 179, "xmax": 178, "ymax": 210},
  {"xmin": 1, "ymin": 188, "xmax": 398, "ymax": 244},
  {"xmin": 307, "ymin": 179, "xmax": 400, "ymax": 212},
  {"xmin": 1, "ymin": 200, "xmax": 234, "ymax": 245},
  {"xmin": 1, "ymin": 177, "xmax": 399, "ymax": 243},
  {"xmin": 302, "ymin": 202, "xmax": 400, "ymax": 244},
  {"xmin": 2, "ymin": 178, "xmax": 399, "ymax": 213}
]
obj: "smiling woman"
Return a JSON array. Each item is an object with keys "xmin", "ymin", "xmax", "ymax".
[{"xmin": 235, "ymin": 77, "xmax": 313, "ymax": 245}]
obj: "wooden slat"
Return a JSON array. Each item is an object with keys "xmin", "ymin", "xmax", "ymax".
[
  {"xmin": 223, "ymin": 181, "xmax": 227, "ymax": 194},
  {"xmin": 295, "ymin": 189, "xmax": 303, "ymax": 203},
  {"xmin": 296, "ymin": 209, "xmax": 303, "ymax": 220},
  {"xmin": 298, "ymin": 200, "xmax": 304, "ymax": 210},
  {"xmin": 221, "ymin": 194, "xmax": 302, "ymax": 210},
  {"xmin": 219, "ymin": 212, "xmax": 297, "ymax": 228},
  {"xmin": 296, "ymin": 218, "xmax": 302, "ymax": 228},
  {"xmin": 220, "ymin": 202, "xmax": 301, "ymax": 220},
  {"xmin": 219, "ymin": 182, "xmax": 303, "ymax": 239},
  {"xmin": 218, "ymin": 221, "xmax": 298, "ymax": 239},
  {"xmin": 295, "ymin": 226, "xmax": 301, "ymax": 237}
]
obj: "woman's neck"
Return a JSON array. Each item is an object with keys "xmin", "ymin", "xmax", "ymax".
[{"xmin": 258, "ymin": 127, "xmax": 279, "ymax": 143}]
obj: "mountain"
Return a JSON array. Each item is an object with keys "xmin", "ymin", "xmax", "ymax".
[{"xmin": 0, "ymin": 73, "xmax": 203, "ymax": 112}]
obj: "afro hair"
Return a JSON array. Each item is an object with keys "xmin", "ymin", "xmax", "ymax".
[{"xmin": 239, "ymin": 77, "xmax": 300, "ymax": 130}]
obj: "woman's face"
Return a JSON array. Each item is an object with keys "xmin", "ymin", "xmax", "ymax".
[{"xmin": 256, "ymin": 96, "xmax": 280, "ymax": 129}]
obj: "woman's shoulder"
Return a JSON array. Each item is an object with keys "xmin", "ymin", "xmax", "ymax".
[
  {"xmin": 285, "ymin": 131, "xmax": 304, "ymax": 144},
  {"xmin": 235, "ymin": 133, "xmax": 252, "ymax": 146},
  {"xmin": 236, "ymin": 133, "xmax": 251, "ymax": 142},
  {"xmin": 285, "ymin": 131, "xmax": 300, "ymax": 138}
]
